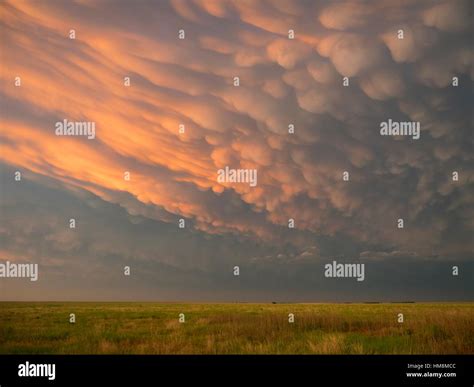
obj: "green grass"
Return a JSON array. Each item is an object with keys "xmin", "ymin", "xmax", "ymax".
[{"xmin": 0, "ymin": 302, "xmax": 473, "ymax": 354}]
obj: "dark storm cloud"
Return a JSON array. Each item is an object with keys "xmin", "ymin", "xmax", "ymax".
[{"xmin": 0, "ymin": 0, "xmax": 472, "ymax": 300}]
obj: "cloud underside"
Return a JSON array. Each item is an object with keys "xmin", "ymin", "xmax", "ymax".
[{"xmin": 0, "ymin": 0, "xmax": 473, "ymax": 281}]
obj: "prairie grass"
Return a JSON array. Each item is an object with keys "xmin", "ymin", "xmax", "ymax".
[{"xmin": 0, "ymin": 302, "xmax": 472, "ymax": 354}]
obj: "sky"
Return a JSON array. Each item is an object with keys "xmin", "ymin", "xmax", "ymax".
[{"xmin": 0, "ymin": 0, "xmax": 473, "ymax": 301}]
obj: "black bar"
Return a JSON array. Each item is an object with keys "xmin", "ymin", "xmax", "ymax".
[{"xmin": 0, "ymin": 355, "xmax": 472, "ymax": 386}]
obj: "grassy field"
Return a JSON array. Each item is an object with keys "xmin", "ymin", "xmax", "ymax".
[{"xmin": 0, "ymin": 302, "xmax": 473, "ymax": 354}]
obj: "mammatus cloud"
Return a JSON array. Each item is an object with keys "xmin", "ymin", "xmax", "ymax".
[{"xmin": 0, "ymin": 0, "xmax": 473, "ymax": 300}]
